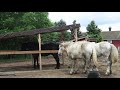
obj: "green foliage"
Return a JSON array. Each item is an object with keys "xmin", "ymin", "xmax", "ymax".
[
  {"xmin": 0, "ymin": 12, "xmax": 54, "ymax": 50},
  {"xmin": 55, "ymin": 19, "xmax": 71, "ymax": 41},
  {"xmin": 41, "ymin": 19, "xmax": 71, "ymax": 43},
  {"xmin": 0, "ymin": 12, "xmax": 25, "ymax": 33},
  {"xmin": 86, "ymin": 20, "xmax": 103, "ymax": 42},
  {"xmin": 54, "ymin": 19, "xmax": 66, "ymax": 27},
  {"xmin": 22, "ymin": 12, "xmax": 53, "ymax": 30},
  {"xmin": 0, "ymin": 12, "xmax": 53, "ymax": 34}
]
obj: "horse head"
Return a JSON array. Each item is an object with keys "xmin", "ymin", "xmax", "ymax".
[{"xmin": 58, "ymin": 41, "xmax": 73, "ymax": 57}]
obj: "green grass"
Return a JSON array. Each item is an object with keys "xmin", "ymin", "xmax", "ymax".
[
  {"xmin": 0, "ymin": 55, "xmax": 53, "ymax": 63},
  {"xmin": 0, "ymin": 59, "xmax": 31, "ymax": 63},
  {"xmin": 0, "ymin": 54, "xmax": 32, "ymax": 63}
]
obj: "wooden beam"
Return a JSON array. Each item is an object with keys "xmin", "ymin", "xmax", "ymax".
[
  {"xmin": 0, "ymin": 50, "xmax": 58, "ymax": 55},
  {"xmin": 0, "ymin": 24, "xmax": 80, "ymax": 40}
]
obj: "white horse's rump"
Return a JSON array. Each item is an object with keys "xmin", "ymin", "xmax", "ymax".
[
  {"xmin": 58, "ymin": 41, "xmax": 98, "ymax": 74},
  {"xmin": 93, "ymin": 41, "xmax": 118, "ymax": 75},
  {"xmin": 94, "ymin": 42, "xmax": 118, "ymax": 63}
]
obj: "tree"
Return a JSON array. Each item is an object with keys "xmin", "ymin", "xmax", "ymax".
[
  {"xmin": 41, "ymin": 19, "xmax": 71, "ymax": 43},
  {"xmin": 54, "ymin": 19, "xmax": 66, "ymax": 27},
  {"xmin": 0, "ymin": 12, "xmax": 25, "ymax": 34},
  {"xmin": 86, "ymin": 20, "xmax": 103, "ymax": 42},
  {"xmin": 0, "ymin": 12, "xmax": 54, "ymax": 50},
  {"xmin": 0, "ymin": 12, "xmax": 53, "ymax": 34},
  {"xmin": 22, "ymin": 12, "xmax": 53, "ymax": 30},
  {"xmin": 54, "ymin": 19, "xmax": 71, "ymax": 41},
  {"xmin": 70, "ymin": 20, "xmax": 81, "ymax": 40}
]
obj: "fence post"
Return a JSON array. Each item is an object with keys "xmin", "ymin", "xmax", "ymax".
[
  {"xmin": 73, "ymin": 20, "xmax": 78, "ymax": 42},
  {"xmin": 38, "ymin": 34, "xmax": 42, "ymax": 70}
]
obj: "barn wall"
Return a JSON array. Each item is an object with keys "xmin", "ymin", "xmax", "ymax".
[{"xmin": 112, "ymin": 40, "xmax": 120, "ymax": 48}]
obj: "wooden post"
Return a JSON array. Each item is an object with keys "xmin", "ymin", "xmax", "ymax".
[
  {"xmin": 31, "ymin": 54, "xmax": 33, "ymax": 66},
  {"xmin": 38, "ymin": 34, "xmax": 42, "ymax": 70},
  {"xmin": 60, "ymin": 31, "xmax": 65, "ymax": 65},
  {"xmin": 60, "ymin": 31, "xmax": 64, "ymax": 42},
  {"xmin": 74, "ymin": 29, "xmax": 77, "ymax": 42},
  {"xmin": 73, "ymin": 20, "xmax": 78, "ymax": 42}
]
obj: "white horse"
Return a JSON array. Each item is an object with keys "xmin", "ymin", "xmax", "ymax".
[
  {"xmin": 92, "ymin": 41, "xmax": 118, "ymax": 75},
  {"xmin": 58, "ymin": 41, "xmax": 98, "ymax": 75},
  {"xmin": 58, "ymin": 41, "xmax": 119, "ymax": 76}
]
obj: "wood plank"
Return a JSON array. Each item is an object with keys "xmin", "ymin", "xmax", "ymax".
[
  {"xmin": 0, "ymin": 24, "xmax": 80, "ymax": 40},
  {"xmin": 0, "ymin": 50, "xmax": 58, "ymax": 55}
]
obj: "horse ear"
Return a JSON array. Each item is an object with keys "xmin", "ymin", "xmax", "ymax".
[{"xmin": 59, "ymin": 41, "xmax": 64, "ymax": 44}]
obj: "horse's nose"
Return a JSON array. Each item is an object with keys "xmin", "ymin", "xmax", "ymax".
[{"xmin": 58, "ymin": 53, "xmax": 62, "ymax": 56}]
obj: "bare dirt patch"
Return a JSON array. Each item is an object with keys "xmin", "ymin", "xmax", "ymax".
[{"xmin": 0, "ymin": 58, "xmax": 120, "ymax": 78}]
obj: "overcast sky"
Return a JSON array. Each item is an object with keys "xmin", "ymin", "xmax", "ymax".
[{"xmin": 48, "ymin": 12, "xmax": 120, "ymax": 32}]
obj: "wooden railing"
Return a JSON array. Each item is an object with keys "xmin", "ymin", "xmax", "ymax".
[{"xmin": 0, "ymin": 50, "xmax": 58, "ymax": 55}]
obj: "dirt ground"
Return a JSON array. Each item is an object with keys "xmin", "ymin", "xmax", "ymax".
[{"xmin": 0, "ymin": 57, "xmax": 120, "ymax": 78}]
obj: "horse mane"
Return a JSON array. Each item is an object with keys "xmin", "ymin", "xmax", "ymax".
[{"xmin": 60, "ymin": 41, "xmax": 74, "ymax": 48}]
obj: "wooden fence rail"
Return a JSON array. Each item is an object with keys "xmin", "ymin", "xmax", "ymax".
[{"xmin": 0, "ymin": 50, "xmax": 58, "ymax": 55}]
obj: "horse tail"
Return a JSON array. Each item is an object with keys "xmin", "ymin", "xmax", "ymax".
[
  {"xmin": 110, "ymin": 44, "xmax": 118, "ymax": 63},
  {"xmin": 92, "ymin": 47, "xmax": 99, "ymax": 67}
]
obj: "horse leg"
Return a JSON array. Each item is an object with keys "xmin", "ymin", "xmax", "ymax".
[
  {"xmin": 33, "ymin": 58, "xmax": 36, "ymax": 69},
  {"xmin": 109, "ymin": 55, "xmax": 112, "ymax": 74},
  {"xmin": 35, "ymin": 54, "xmax": 39, "ymax": 69},
  {"xmin": 69, "ymin": 59, "xmax": 76, "ymax": 75},
  {"xmin": 105, "ymin": 61, "xmax": 111, "ymax": 75},
  {"xmin": 37, "ymin": 58, "xmax": 40, "ymax": 69},
  {"xmin": 53, "ymin": 54, "xmax": 60, "ymax": 69},
  {"xmin": 105, "ymin": 56, "xmax": 112, "ymax": 75},
  {"xmin": 82, "ymin": 56, "xmax": 91, "ymax": 74},
  {"xmin": 110, "ymin": 61, "xmax": 112, "ymax": 74},
  {"xmin": 84, "ymin": 54, "xmax": 93, "ymax": 74},
  {"xmin": 73, "ymin": 59, "xmax": 80, "ymax": 74},
  {"xmin": 69, "ymin": 60, "xmax": 74, "ymax": 75},
  {"xmin": 84, "ymin": 61, "xmax": 90, "ymax": 74},
  {"xmin": 82, "ymin": 58, "xmax": 87, "ymax": 73}
]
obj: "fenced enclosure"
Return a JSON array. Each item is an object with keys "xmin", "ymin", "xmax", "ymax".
[{"xmin": 0, "ymin": 23, "xmax": 80, "ymax": 71}]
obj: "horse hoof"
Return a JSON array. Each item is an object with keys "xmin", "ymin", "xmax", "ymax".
[
  {"xmin": 68, "ymin": 66, "xmax": 70, "ymax": 68},
  {"xmin": 34, "ymin": 67, "xmax": 36, "ymax": 69},
  {"xmin": 82, "ymin": 70, "xmax": 87, "ymax": 74},
  {"xmin": 70, "ymin": 71, "xmax": 73, "ymax": 75},
  {"xmin": 105, "ymin": 72, "xmax": 110, "ymax": 76},
  {"xmin": 110, "ymin": 70, "xmax": 112, "ymax": 74},
  {"xmin": 55, "ymin": 67, "xmax": 60, "ymax": 69},
  {"xmin": 73, "ymin": 71, "xmax": 77, "ymax": 74},
  {"xmin": 55, "ymin": 66, "xmax": 60, "ymax": 69},
  {"xmin": 55, "ymin": 68, "xmax": 60, "ymax": 69}
]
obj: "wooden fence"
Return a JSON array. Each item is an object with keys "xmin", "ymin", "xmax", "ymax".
[{"xmin": 0, "ymin": 50, "xmax": 58, "ymax": 55}]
